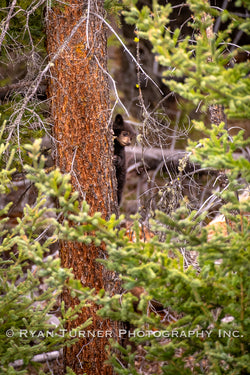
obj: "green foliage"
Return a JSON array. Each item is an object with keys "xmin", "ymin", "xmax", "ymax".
[
  {"xmin": 0, "ymin": 108, "xmax": 47, "ymax": 171},
  {"xmin": 104, "ymin": 0, "xmax": 124, "ymax": 14},
  {"xmin": 0, "ymin": 0, "xmax": 49, "ymax": 159},
  {"xmin": 0, "ymin": 0, "xmax": 45, "ymax": 54},
  {"xmin": 0, "ymin": 123, "xmax": 16, "ymax": 194},
  {"xmin": 0, "ymin": 135, "xmax": 111, "ymax": 374},
  {"xmin": 97, "ymin": 125, "xmax": 250, "ymax": 374},
  {"xmin": 1, "ymin": 2, "xmax": 250, "ymax": 373},
  {"xmin": 189, "ymin": 122, "xmax": 250, "ymax": 177},
  {"xmin": 122, "ymin": 0, "xmax": 250, "ymax": 119}
]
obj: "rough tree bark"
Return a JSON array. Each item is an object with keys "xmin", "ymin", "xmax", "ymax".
[
  {"xmin": 203, "ymin": 2, "xmax": 227, "ymax": 128},
  {"xmin": 204, "ymin": 2, "xmax": 230, "ymax": 195},
  {"xmin": 46, "ymin": 1, "xmax": 119, "ymax": 374}
]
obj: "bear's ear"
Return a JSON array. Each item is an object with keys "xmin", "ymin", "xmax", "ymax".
[{"xmin": 114, "ymin": 114, "xmax": 124, "ymax": 127}]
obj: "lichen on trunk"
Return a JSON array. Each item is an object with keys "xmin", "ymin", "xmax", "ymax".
[{"xmin": 46, "ymin": 1, "xmax": 119, "ymax": 373}]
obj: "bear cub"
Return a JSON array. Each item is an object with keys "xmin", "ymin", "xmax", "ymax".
[{"xmin": 113, "ymin": 114, "xmax": 135, "ymax": 205}]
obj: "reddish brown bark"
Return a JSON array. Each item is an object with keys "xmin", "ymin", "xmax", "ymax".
[{"xmin": 46, "ymin": 1, "xmax": 119, "ymax": 374}]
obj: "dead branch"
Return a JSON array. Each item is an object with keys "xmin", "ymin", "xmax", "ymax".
[
  {"xmin": 10, "ymin": 349, "xmax": 63, "ymax": 368},
  {"xmin": 126, "ymin": 146, "xmax": 243, "ymax": 174},
  {"xmin": 126, "ymin": 146, "xmax": 193, "ymax": 173}
]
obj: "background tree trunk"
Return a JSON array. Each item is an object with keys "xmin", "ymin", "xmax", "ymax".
[
  {"xmin": 46, "ymin": 1, "xmax": 119, "ymax": 373},
  {"xmin": 204, "ymin": 3, "xmax": 227, "ymax": 128}
]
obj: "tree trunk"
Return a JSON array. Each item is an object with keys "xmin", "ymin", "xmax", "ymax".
[
  {"xmin": 46, "ymin": 1, "xmax": 119, "ymax": 374},
  {"xmin": 203, "ymin": 2, "xmax": 227, "ymax": 128}
]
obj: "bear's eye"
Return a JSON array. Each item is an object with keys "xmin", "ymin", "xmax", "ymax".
[{"xmin": 122, "ymin": 132, "xmax": 129, "ymax": 137}]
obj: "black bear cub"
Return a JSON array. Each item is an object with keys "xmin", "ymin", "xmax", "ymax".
[{"xmin": 113, "ymin": 114, "xmax": 135, "ymax": 205}]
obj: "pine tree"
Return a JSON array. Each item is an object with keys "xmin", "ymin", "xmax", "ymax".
[
  {"xmin": 94, "ymin": 1, "xmax": 250, "ymax": 373},
  {"xmin": 97, "ymin": 123, "xmax": 250, "ymax": 374},
  {"xmin": 122, "ymin": 0, "xmax": 250, "ymax": 119},
  {"xmin": 0, "ymin": 131, "xmax": 113, "ymax": 374}
]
